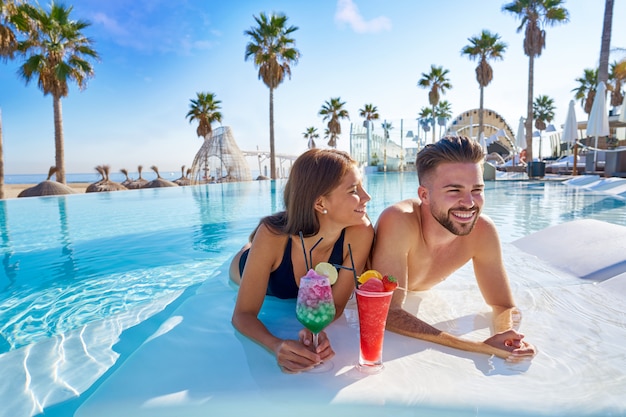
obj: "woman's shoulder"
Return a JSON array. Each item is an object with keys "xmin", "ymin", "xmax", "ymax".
[
  {"xmin": 253, "ymin": 222, "xmax": 288, "ymax": 243},
  {"xmin": 344, "ymin": 221, "xmax": 374, "ymax": 241}
]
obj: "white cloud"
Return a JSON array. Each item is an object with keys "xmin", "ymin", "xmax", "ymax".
[
  {"xmin": 91, "ymin": 12, "xmax": 128, "ymax": 37},
  {"xmin": 334, "ymin": 0, "xmax": 391, "ymax": 34}
]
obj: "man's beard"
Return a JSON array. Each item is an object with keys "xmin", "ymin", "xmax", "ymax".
[{"xmin": 431, "ymin": 206, "xmax": 478, "ymax": 236}]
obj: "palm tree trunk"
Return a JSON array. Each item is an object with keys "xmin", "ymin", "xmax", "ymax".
[
  {"xmin": 525, "ymin": 55, "xmax": 534, "ymax": 162},
  {"xmin": 431, "ymin": 105, "xmax": 436, "ymax": 144},
  {"xmin": 53, "ymin": 95, "xmax": 66, "ymax": 184},
  {"xmin": 598, "ymin": 0, "xmax": 614, "ymax": 84},
  {"xmin": 478, "ymin": 86, "xmax": 485, "ymax": 140},
  {"xmin": 0, "ymin": 109, "xmax": 4, "ymax": 199},
  {"xmin": 269, "ymin": 87, "xmax": 276, "ymax": 179}
]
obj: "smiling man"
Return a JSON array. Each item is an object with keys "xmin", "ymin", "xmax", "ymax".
[{"xmin": 371, "ymin": 136, "xmax": 535, "ymax": 361}]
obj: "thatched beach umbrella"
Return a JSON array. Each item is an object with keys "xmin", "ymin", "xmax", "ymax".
[
  {"xmin": 126, "ymin": 165, "xmax": 149, "ymax": 189},
  {"xmin": 142, "ymin": 165, "xmax": 178, "ymax": 188},
  {"xmin": 120, "ymin": 168, "xmax": 133, "ymax": 188},
  {"xmin": 18, "ymin": 167, "xmax": 77, "ymax": 198},
  {"xmin": 86, "ymin": 165, "xmax": 127, "ymax": 193},
  {"xmin": 85, "ymin": 165, "xmax": 105, "ymax": 192},
  {"xmin": 174, "ymin": 165, "xmax": 192, "ymax": 186}
]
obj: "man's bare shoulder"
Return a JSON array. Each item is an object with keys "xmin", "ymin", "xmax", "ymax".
[
  {"xmin": 473, "ymin": 213, "xmax": 499, "ymax": 237},
  {"xmin": 378, "ymin": 198, "xmax": 421, "ymax": 219},
  {"xmin": 375, "ymin": 199, "xmax": 421, "ymax": 236}
]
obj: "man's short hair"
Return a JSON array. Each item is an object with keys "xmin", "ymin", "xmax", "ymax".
[{"xmin": 415, "ymin": 136, "xmax": 485, "ymax": 184}]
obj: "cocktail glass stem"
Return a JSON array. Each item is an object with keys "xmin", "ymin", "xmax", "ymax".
[
  {"xmin": 312, "ymin": 332, "xmax": 319, "ymax": 349},
  {"xmin": 308, "ymin": 331, "xmax": 333, "ymax": 372}
]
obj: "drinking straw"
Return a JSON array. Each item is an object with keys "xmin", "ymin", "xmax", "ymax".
[
  {"xmin": 348, "ymin": 243, "xmax": 358, "ymax": 288},
  {"xmin": 309, "ymin": 237, "xmax": 323, "ymax": 268},
  {"xmin": 299, "ymin": 231, "xmax": 309, "ymax": 271}
]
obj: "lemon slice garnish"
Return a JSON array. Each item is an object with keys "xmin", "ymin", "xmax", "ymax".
[{"xmin": 314, "ymin": 262, "xmax": 339, "ymax": 285}]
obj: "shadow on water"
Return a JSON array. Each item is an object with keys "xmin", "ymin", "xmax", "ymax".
[
  {"xmin": 56, "ymin": 197, "xmax": 78, "ymax": 282},
  {"xmin": 559, "ymin": 194, "xmax": 626, "ymax": 223},
  {"xmin": 0, "ymin": 201, "xmax": 19, "ymax": 290}
]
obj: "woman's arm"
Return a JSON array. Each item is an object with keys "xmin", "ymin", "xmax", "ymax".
[{"xmin": 231, "ymin": 226, "xmax": 323, "ymax": 372}]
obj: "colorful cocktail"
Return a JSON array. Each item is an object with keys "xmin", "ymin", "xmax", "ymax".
[
  {"xmin": 296, "ymin": 269, "xmax": 336, "ymax": 372},
  {"xmin": 356, "ymin": 287, "xmax": 394, "ymax": 374}
]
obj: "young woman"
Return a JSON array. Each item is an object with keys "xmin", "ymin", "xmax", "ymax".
[{"xmin": 230, "ymin": 148, "xmax": 373, "ymax": 373}]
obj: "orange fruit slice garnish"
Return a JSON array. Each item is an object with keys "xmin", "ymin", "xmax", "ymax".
[{"xmin": 357, "ymin": 269, "xmax": 383, "ymax": 284}]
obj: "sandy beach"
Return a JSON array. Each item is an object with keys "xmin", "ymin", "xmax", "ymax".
[{"xmin": 1, "ymin": 183, "xmax": 91, "ymax": 199}]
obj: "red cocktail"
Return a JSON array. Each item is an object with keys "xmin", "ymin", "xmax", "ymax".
[{"xmin": 356, "ymin": 288, "xmax": 393, "ymax": 373}]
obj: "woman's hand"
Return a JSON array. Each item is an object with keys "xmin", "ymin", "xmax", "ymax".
[
  {"xmin": 273, "ymin": 329, "xmax": 336, "ymax": 373},
  {"xmin": 274, "ymin": 337, "xmax": 321, "ymax": 373},
  {"xmin": 299, "ymin": 328, "xmax": 335, "ymax": 362}
]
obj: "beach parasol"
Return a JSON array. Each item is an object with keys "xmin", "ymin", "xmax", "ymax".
[
  {"xmin": 586, "ymin": 82, "xmax": 610, "ymax": 171},
  {"xmin": 143, "ymin": 166, "xmax": 178, "ymax": 188},
  {"xmin": 86, "ymin": 165, "xmax": 127, "ymax": 193},
  {"xmin": 86, "ymin": 165, "xmax": 105, "ymax": 192},
  {"xmin": 18, "ymin": 167, "xmax": 77, "ymax": 197},
  {"xmin": 130, "ymin": 165, "xmax": 149, "ymax": 189},
  {"xmin": 562, "ymin": 100, "xmax": 579, "ymax": 175},
  {"xmin": 119, "ymin": 165, "xmax": 149, "ymax": 189},
  {"xmin": 515, "ymin": 117, "xmax": 526, "ymax": 164},
  {"xmin": 174, "ymin": 165, "xmax": 192, "ymax": 186}
]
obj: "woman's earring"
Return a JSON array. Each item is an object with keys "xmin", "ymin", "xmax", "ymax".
[{"xmin": 322, "ymin": 209, "xmax": 328, "ymax": 214}]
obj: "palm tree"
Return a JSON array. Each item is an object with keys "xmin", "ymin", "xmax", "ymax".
[
  {"xmin": 532, "ymin": 94, "xmax": 555, "ymax": 160},
  {"xmin": 186, "ymin": 92, "xmax": 222, "ymax": 181},
  {"xmin": 186, "ymin": 92, "xmax": 222, "ymax": 140},
  {"xmin": 461, "ymin": 30, "xmax": 507, "ymax": 141},
  {"xmin": 502, "ymin": 0, "xmax": 569, "ymax": 163},
  {"xmin": 323, "ymin": 127, "xmax": 331, "ymax": 147},
  {"xmin": 598, "ymin": 0, "xmax": 614, "ymax": 84},
  {"xmin": 1, "ymin": 0, "xmax": 20, "ymax": 60},
  {"xmin": 434, "ymin": 100, "xmax": 453, "ymax": 139},
  {"xmin": 359, "ymin": 103, "xmax": 379, "ymax": 126},
  {"xmin": 359, "ymin": 103, "xmax": 379, "ymax": 164},
  {"xmin": 572, "ymin": 68, "xmax": 598, "ymax": 115},
  {"xmin": 16, "ymin": 2, "xmax": 98, "ymax": 184},
  {"xmin": 302, "ymin": 126, "xmax": 318, "ymax": 149},
  {"xmin": 418, "ymin": 65, "xmax": 452, "ymax": 144},
  {"xmin": 1, "ymin": 0, "xmax": 30, "ymax": 198},
  {"xmin": 609, "ymin": 59, "xmax": 626, "ymax": 108},
  {"xmin": 319, "ymin": 97, "xmax": 349, "ymax": 148},
  {"xmin": 244, "ymin": 12, "xmax": 300, "ymax": 180},
  {"xmin": 418, "ymin": 106, "xmax": 433, "ymax": 145}
]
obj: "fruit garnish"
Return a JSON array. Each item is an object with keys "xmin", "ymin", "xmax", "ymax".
[
  {"xmin": 357, "ymin": 269, "xmax": 383, "ymax": 284},
  {"xmin": 359, "ymin": 278, "xmax": 385, "ymax": 292},
  {"xmin": 314, "ymin": 262, "xmax": 339, "ymax": 285},
  {"xmin": 382, "ymin": 275, "xmax": 398, "ymax": 291}
]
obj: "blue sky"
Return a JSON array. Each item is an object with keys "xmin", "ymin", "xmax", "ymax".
[{"xmin": 1, "ymin": 0, "xmax": 625, "ymax": 175}]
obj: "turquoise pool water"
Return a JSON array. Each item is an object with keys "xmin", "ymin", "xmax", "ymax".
[
  {"xmin": 1, "ymin": 173, "xmax": 626, "ymax": 417},
  {"xmin": 1, "ymin": 173, "xmax": 626, "ymax": 354}
]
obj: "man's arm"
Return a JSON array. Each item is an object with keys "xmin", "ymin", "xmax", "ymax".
[
  {"xmin": 385, "ymin": 291, "xmax": 512, "ymax": 357},
  {"xmin": 471, "ymin": 216, "xmax": 536, "ymax": 357},
  {"xmin": 372, "ymin": 204, "xmax": 515, "ymax": 359}
]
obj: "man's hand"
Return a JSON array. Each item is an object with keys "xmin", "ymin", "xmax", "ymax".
[{"xmin": 484, "ymin": 329, "xmax": 536, "ymax": 361}]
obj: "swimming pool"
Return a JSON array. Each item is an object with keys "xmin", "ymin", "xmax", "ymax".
[{"xmin": 1, "ymin": 173, "xmax": 625, "ymax": 416}]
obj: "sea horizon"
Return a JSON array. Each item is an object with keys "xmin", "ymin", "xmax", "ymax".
[{"xmin": 2, "ymin": 170, "xmax": 264, "ymax": 185}]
